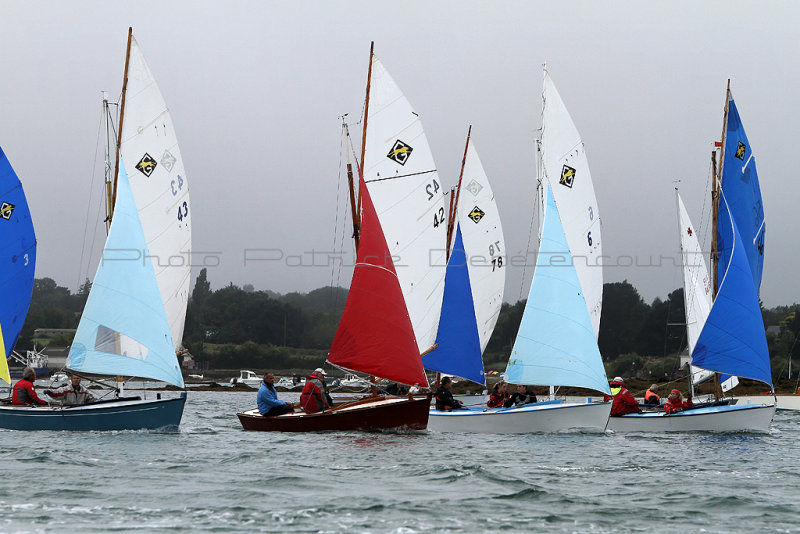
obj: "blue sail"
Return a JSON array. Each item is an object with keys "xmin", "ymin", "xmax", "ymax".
[
  {"xmin": 717, "ymin": 98, "xmax": 765, "ymax": 294},
  {"xmin": 505, "ymin": 186, "xmax": 610, "ymax": 394},
  {"xmin": 67, "ymin": 164, "xmax": 184, "ymax": 387},
  {"xmin": 422, "ymin": 224, "xmax": 484, "ymax": 385},
  {"xmin": 693, "ymin": 190, "xmax": 771, "ymax": 387},
  {"xmin": 0, "ymin": 146, "xmax": 36, "ymax": 380}
]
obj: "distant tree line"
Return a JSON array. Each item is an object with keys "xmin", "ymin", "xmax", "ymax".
[{"xmin": 16, "ymin": 273, "xmax": 800, "ymax": 382}]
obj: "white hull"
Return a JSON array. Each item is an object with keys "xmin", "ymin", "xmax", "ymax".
[
  {"xmin": 734, "ymin": 394, "xmax": 800, "ymax": 412},
  {"xmin": 428, "ymin": 400, "xmax": 611, "ymax": 434},
  {"xmin": 607, "ymin": 403, "xmax": 775, "ymax": 433}
]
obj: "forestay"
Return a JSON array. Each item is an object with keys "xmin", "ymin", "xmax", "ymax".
[
  {"xmin": 361, "ymin": 54, "xmax": 447, "ymax": 354},
  {"xmin": 718, "ymin": 96, "xmax": 765, "ymax": 294},
  {"xmin": 119, "ymin": 36, "xmax": 192, "ymax": 352},
  {"xmin": 505, "ymin": 185, "xmax": 610, "ymax": 395},
  {"xmin": 540, "ymin": 71, "xmax": 603, "ymax": 338},
  {"xmin": 0, "ymin": 147, "xmax": 36, "ymax": 384},
  {"xmin": 67, "ymin": 165, "xmax": 184, "ymax": 387}
]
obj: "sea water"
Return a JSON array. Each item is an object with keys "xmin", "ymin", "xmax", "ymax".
[{"xmin": 1, "ymin": 391, "xmax": 799, "ymax": 533}]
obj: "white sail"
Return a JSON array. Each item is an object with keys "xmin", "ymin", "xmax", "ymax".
[
  {"xmin": 119, "ymin": 36, "xmax": 192, "ymax": 351},
  {"xmin": 540, "ymin": 71, "xmax": 603, "ymax": 338},
  {"xmin": 676, "ymin": 191, "xmax": 712, "ymax": 355},
  {"xmin": 457, "ymin": 142, "xmax": 505, "ymax": 352},
  {"xmin": 361, "ymin": 55, "xmax": 447, "ymax": 352}
]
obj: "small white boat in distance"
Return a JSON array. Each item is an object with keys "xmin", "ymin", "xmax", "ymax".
[
  {"xmin": 230, "ymin": 370, "xmax": 261, "ymax": 387},
  {"xmin": 275, "ymin": 377, "xmax": 296, "ymax": 389}
]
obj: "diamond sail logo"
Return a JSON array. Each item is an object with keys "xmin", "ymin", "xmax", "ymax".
[
  {"xmin": 0, "ymin": 201, "xmax": 15, "ymax": 220},
  {"xmin": 387, "ymin": 140, "xmax": 413, "ymax": 166},
  {"xmin": 135, "ymin": 153, "xmax": 158, "ymax": 177},
  {"xmin": 560, "ymin": 165, "xmax": 576, "ymax": 188},
  {"xmin": 735, "ymin": 141, "xmax": 746, "ymax": 161},
  {"xmin": 468, "ymin": 206, "xmax": 485, "ymax": 223},
  {"xmin": 160, "ymin": 150, "xmax": 177, "ymax": 173},
  {"xmin": 465, "ymin": 179, "xmax": 483, "ymax": 196}
]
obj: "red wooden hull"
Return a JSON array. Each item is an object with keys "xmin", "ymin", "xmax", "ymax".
[{"xmin": 237, "ymin": 395, "xmax": 430, "ymax": 432}]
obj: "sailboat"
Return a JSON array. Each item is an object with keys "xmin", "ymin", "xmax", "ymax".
[
  {"xmin": 608, "ymin": 83, "xmax": 775, "ymax": 432},
  {"xmin": 0, "ymin": 28, "xmax": 189, "ymax": 431},
  {"xmin": 237, "ymin": 43, "xmax": 440, "ymax": 432},
  {"xmin": 0, "ymin": 146, "xmax": 36, "ymax": 388},
  {"xmin": 428, "ymin": 71, "xmax": 612, "ymax": 434}
]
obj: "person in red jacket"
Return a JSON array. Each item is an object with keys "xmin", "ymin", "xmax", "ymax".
[
  {"xmin": 299, "ymin": 368, "xmax": 332, "ymax": 414},
  {"xmin": 664, "ymin": 389, "xmax": 693, "ymax": 414},
  {"xmin": 605, "ymin": 376, "xmax": 639, "ymax": 416},
  {"xmin": 487, "ymin": 380, "xmax": 510, "ymax": 408},
  {"xmin": 11, "ymin": 367, "xmax": 48, "ymax": 406}
]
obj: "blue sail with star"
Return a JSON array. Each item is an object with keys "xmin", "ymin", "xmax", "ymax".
[
  {"xmin": 505, "ymin": 186, "xmax": 610, "ymax": 394},
  {"xmin": 0, "ymin": 146, "xmax": 37, "ymax": 384},
  {"xmin": 693, "ymin": 190, "xmax": 771, "ymax": 386},
  {"xmin": 717, "ymin": 98, "xmax": 765, "ymax": 294},
  {"xmin": 422, "ymin": 224, "xmax": 484, "ymax": 385},
  {"xmin": 66, "ymin": 164, "xmax": 184, "ymax": 387}
]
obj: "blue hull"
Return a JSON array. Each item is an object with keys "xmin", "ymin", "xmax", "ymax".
[{"xmin": 0, "ymin": 393, "xmax": 186, "ymax": 431}]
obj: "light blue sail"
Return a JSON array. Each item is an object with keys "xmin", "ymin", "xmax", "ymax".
[
  {"xmin": 0, "ymin": 146, "xmax": 36, "ymax": 362},
  {"xmin": 693, "ymin": 190, "xmax": 771, "ymax": 387},
  {"xmin": 717, "ymin": 98, "xmax": 765, "ymax": 294},
  {"xmin": 67, "ymin": 164, "xmax": 184, "ymax": 387},
  {"xmin": 505, "ymin": 186, "xmax": 610, "ymax": 394},
  {"xmin": 422, "ymin": 224, "xmax": 484, "ymax": 385}
]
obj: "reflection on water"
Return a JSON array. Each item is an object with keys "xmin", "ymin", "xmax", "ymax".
[{"xmin": 1, "ymin": 391, "xmax": 798, "ymax": 533}]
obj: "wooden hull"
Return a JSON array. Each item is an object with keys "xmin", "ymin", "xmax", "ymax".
[
  {"xmin": 237, "ymin": 395, "xmax": 430, "ymax": 432},
  {"xmin": 428, "ymin": 400, "xmax": 612, "ymax": 434},
  {"xmin": 606, "ymin": 403, "xmax": 775, "ymax": 433},
  {"xmin": 0, "ymin": 393, "xmax": 186, "ymax": 431}
]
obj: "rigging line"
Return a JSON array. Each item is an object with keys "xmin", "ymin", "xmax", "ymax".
[
  {"xmin": 330, "ymin": 119, "xmax": 346, "ymax": 308},
  {"xmin": 519, "ymin": 143, "xmax": 542, "ymax": 301},
  {"xmin": 77, "ymin": 102, "xmax": 106, "ymax": 290},
  {"xmin": 364, "ymin": 169, "xmax": 436, "ymax": 183}
]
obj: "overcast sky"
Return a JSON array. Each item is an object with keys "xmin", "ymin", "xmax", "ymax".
[{"xmin": 1, "ymin": 1, "xmax": 798, "ymax": 307}]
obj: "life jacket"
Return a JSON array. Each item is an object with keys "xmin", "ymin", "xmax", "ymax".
[{"xmin": 644, "ymin": 390, "xmax": 660, "ymax": 404}]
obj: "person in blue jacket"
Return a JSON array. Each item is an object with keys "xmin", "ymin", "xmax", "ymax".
[{"xmin": 257, "ymin": 372, "xmax": 294, "ymax": 416}]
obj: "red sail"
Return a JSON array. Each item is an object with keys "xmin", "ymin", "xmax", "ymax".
[{"xmin": 328, "ymin": 176, "xmax": 428, "ymax": 387}]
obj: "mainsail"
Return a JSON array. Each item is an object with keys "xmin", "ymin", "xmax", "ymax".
[
  {"xmin": 361, "ymin": 54, "xmax": 447, "ymax": 354},
  {"xmin": 677, "ymin": 191, "xmax": 712, "ymax": 354},
  {"xmin": 540, "ymin": 71, "xmax": 603, "ymax": 338},
  {"xmin": 328, "ymin": 174, "xmax": 428, "ymax": 387},
  {"xmin": 505, "ymin": 185, "xmax": 610, "ymax": 394},
  {"xmin": 0, "ymin": 147, "xmax": 36, "ymax": 384},
  {"xmin": 676, "ymin": 191, "xmax": 716, "ymax": 387},
  {"xmin": 693, "ymin": 190, "xmax": 771, "ymax": 387},
  {"xmin": 717, "ymin": 96, "xmax": 765, "ymax": 294},
  {"xmin": 118, "ymin": 36, "xmax": 192, "ymax": 352}
]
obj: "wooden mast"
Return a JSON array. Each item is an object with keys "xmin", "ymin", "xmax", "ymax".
[
  {"xmin": 110, "ymin": 27, "xmax": 133, "ymax": 222},
  {"xmin": 354, "ymin": 42, "xmax": 379, "ymax": 397},
  {"xmin": 711, "ymin": 79, "xmax": 731, "ymax": 299},
  {"xmin": 445, "ymin": 125, "xmax": 471, "ymax": 256},
  {"xmin": 357, "ymin": 41, "xmax": 374, "ymax": 226},
  {"xmin": 709, "ymin": 79, "xmax": 731, "ymax": 401}
]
